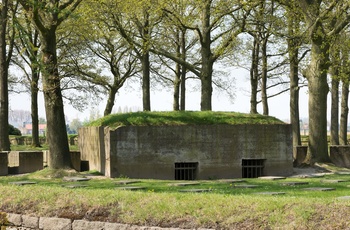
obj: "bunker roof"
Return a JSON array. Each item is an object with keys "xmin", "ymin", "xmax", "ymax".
[{"xmin": 87, "ymin": 111, "xmax": 286, "ymax": 128}]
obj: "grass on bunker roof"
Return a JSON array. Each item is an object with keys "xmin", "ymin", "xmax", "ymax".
[{"xmin": 87, "ymin": 111, "xmax": 285, "ymax": 128}]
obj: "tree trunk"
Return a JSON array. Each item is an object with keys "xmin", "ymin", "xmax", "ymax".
[
  {"xmin": 41, "ymin": 29, "xmax": 71, "ymax": 169},
  {"xmin": 287, "ymin": 0, "xmax": 302, "ymax": 148},
  {"xmin": 340, "ymin": 81, "xmax": 349, "ymax": 145},
  {"xmin": 180, "ymin": 29, "xmax": 186, "ymax": 111},
  {"xmin": 288, "ymin": 41, "xmax": 301, "ymax": 147},
  {"xmin": 250, "ymin": 36, "xmax": 259, "ymax": 114},
  {"xmin": 141, "ymin": 12, "xmax": 151, "ymax": 111},
  {"xmin": 261, "ymin": 36, "xmax": 268, "ymax": 115},
  {"xmin": 173, "ymin": 62, "xmax": 180, "ymax": 111},
  {"xmin": 141, "ymin": 52, "xmax": 151, "ymax": 111},
  {"xmin": 330, "ymin": 77, "xmax": 339, "ymax": 145},
  {"xmin": 0, "ymin": 0, "xmax": 10, "ymax": 151},
  {"xmin": 103, "ymin": 86, "xmax": 117, "ymax": 116},
  {"xmin": 173, "ymin": 30, "xmax": 181, "ymax": 111},
  {"xmin": 31, "ymin": 70, "xmax": 41, "ymax": 147},
  {"xmin": 305, "ymin": 38, "xmax": 330, "ymax": 163},
  {"xmin": 200, "ymin": 0, "xmax": 213, "ymax": 111}
]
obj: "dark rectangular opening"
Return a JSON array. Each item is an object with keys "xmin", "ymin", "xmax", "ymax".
[
  {"xmin": 80, "ymin": 160, "xmax": 90, "ymax": 172},
  {"xmin": 242, "ymin": 159, "xmax": 265, "ymax": 178},
  {"xmin": 175, "ymin": 162, "xmax": 198, "ymax": 180}
]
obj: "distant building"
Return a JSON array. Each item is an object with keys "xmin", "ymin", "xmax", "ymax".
[{"xmin": 20, "ymin": 122, "xmax": 47, "ymax": 135}]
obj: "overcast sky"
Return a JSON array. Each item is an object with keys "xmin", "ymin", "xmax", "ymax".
[{"xmin": 9, "ymin": 68, "xmax": 311, "ymax": 123}]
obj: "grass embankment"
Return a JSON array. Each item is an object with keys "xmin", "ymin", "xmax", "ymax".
[
  {"xmin": 1, "ymin": 167, "xmax": 350, "ymax": 229},
  {"xmin": 88, "ymin": 111, "xmax": 285, "ymax": 128}
]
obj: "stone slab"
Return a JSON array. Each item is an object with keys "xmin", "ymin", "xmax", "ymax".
[
  {"xmin": 22, "ymin": 215, "xmax": 39, "ymax": 229},
  {"xmin": 104, "ymin": 222, "xmax": 131, "ymax": 230},
  {"xmin": 170, "ymin": 182, "xmax": 201, "ymax": 186},
  {"xmin": 290, "ymin": 174, "xmax": 324, "ymax": 178},
  {"xmin": 335, "ymin": 171, "xmax": 350, "ymax": 175},
  {"xmin": 39, "ymin": 217, "xmax": 71, "ymax": 230},
  {"xmin": 303, "ymin": 187, "xmax": 336, "ymax": 191},
  {"xmin": 7, "ymin": 213, "xmax": 22, "ymax": 226},
  {"xmin": 116, "ymin": 186, "xmax": 146, "ymax": 191},
  {"xmin": 233, "ymin": 184, "xmax": 259, "ymax": 188},
  {"xmin": 63, "ymin": 177, "xmax": 90, "ymax": 182},
  {"xmin": 179, "ymin": 189, "xmax": 211, "ymax": 193},
  {"xmin": 254, "ymin": 192, "xmax": 286, "ymax": 195},
  {"xmin": 72, "ymin": 220, "xmax": 105, "ymax": 230},
  {"xmin": 115, "ymin": 180, "xmax": 141, "ymax": 185},
  {"xmin": 258, "ymin": 176, "xmax": 286, "ymax": 180},
  {"xmin": 280, "ymin": 182, "xmax": 309, "ymax": 186},
  {"xmin": 321, "ymin": 179, "xmax": 347, "ymax": 183},
  {"xmin": 9, "ymin": 181, "xmax": 37, "ymax": 186},
  {"xmin": 218, "ymin": 179, "xmax": 246, "ymax": 183}
]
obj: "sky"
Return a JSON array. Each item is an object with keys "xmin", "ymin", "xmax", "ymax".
[{"xmin": 8, "ymin": 68, "xmax": 311, "ymax": 124}]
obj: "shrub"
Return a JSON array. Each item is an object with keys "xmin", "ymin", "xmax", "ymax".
[{"xmin": 9, "ymin": 124, "xmax": 21, "ymax": 136}]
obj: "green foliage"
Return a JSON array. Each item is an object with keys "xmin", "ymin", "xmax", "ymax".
[
  {"xmin": 87, "ymin": 111, "xmax": 285, "ymax": 128},
  {"xmin": 9, "ymin": 124, "xmax": 21, "ymax": 136}
]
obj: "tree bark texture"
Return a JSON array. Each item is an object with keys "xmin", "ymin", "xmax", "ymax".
[
  {"xmin": 298, "ymin": 0, "xmax": 337, "ymax": 163},
  {"xmin": 180, "ymin": 29, "xmax": 186, "ymax": 111},
  {"xmin": 330, "ymin": 78, "xmax": 339, "ymax": 145},
  {"xmin": 200, "ymin": 0, "xmax": 213, "ymax": 111},
  {"xmin": 0, "ymin": 0, "xmax": 10, "ymax": 151},
  {"xmin": 304, "ymin": 35, "xmax": 330, "ymax": 163},
  {"xmin": 340, "ymin": 81, "xmax": 349, "ymax": 145},
  {"xmin": 173, "ymin": 31, "xmax": 181, "ymax": 111},
  {"xmin": 288, "ymin": 42, "xmax": 301, "ymax": 146},
  {"xmin": 250, "ymin": 36, "xmax": 259, "ymax": 114},
  {"xmin": 287, "ymin": 0, "xmax": 302, "ymax": 148},
  {"xmin": 141, "ymin": 12, "xmax": 151, "ymax": 111},
  {"xmin": 141, "ymin": 52, "xmax": 151, "ymax": 111},
  {"xmin": 173, "ymin": 62, "xmax": 180, "ymax": 111},
  {"xmin": 261, "ymin": 36, "xmax": 269, "ymax": 115},
  {"xmin": 31, "ymin": 70, "xmax": 41, "ymax": 147},
  {"xmin": 41, "ymin": 30, "xmax": 71, "ymax": 169},
  {"xmin": 103, "ymin": 86, "xmax": 117, "ymax": 116}
]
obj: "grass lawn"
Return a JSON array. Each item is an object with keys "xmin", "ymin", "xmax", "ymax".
[{"xmin": 1, "ymin": 166, "xmax": 350, "ymax": 229}]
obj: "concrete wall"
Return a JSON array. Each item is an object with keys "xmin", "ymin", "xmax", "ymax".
[
  {"xmin": 78, "ymin": 127, "xmax": 106, "ymax": 174},
  {"xmin": 80, "ymin": 124, "xmax": 293, "ymax": 179},
  {"xmin": 0, "ymin": 152, "xmax": 8, "ymax": 176},
  {"xmin": 8, "ymin": 151, "xmax": 43, "ymax": 174},
  {"xmin": 43, "ymin": 150, "xmax": 81, "ymax": 171},
  {"xmin": 330, "ymin": 146, "xmax": 350, "ymax": 168}
]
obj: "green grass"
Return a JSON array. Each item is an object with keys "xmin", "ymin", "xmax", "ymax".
[
  {"xmin": 1, "ymin": 168, "xmax": 350, "ymax": 229},
  {"xmin": 87, "ymin": 111, "xmax": 285, "ymax": 128}
]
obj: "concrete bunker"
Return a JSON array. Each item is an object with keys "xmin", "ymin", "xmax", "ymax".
[{"xmin": 79, "ymin": 123, "xmax": 293, "ymax": 179}]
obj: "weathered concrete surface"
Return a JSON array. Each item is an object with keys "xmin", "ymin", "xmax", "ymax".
[
  {"xmin": 78, "ymin": 126, "xmax": 106, "ymax": 174},
  {"xmin": 330, "ymin": 146, "xmax": 350, "ymax": 168},
  {"xmin": 8, "ymin": 151, "xmax": 43, "ymax": 174},
  {"xmin": 80, "ymin": 124, "xmax": 293, "ymax": 179},
  {"xmin": 0, "ymin": 151, "xmax": 8, "ymax": 175},
  {"xmin": 43, "ymin": 150, "xmax": 81, "ymax": 171}
]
